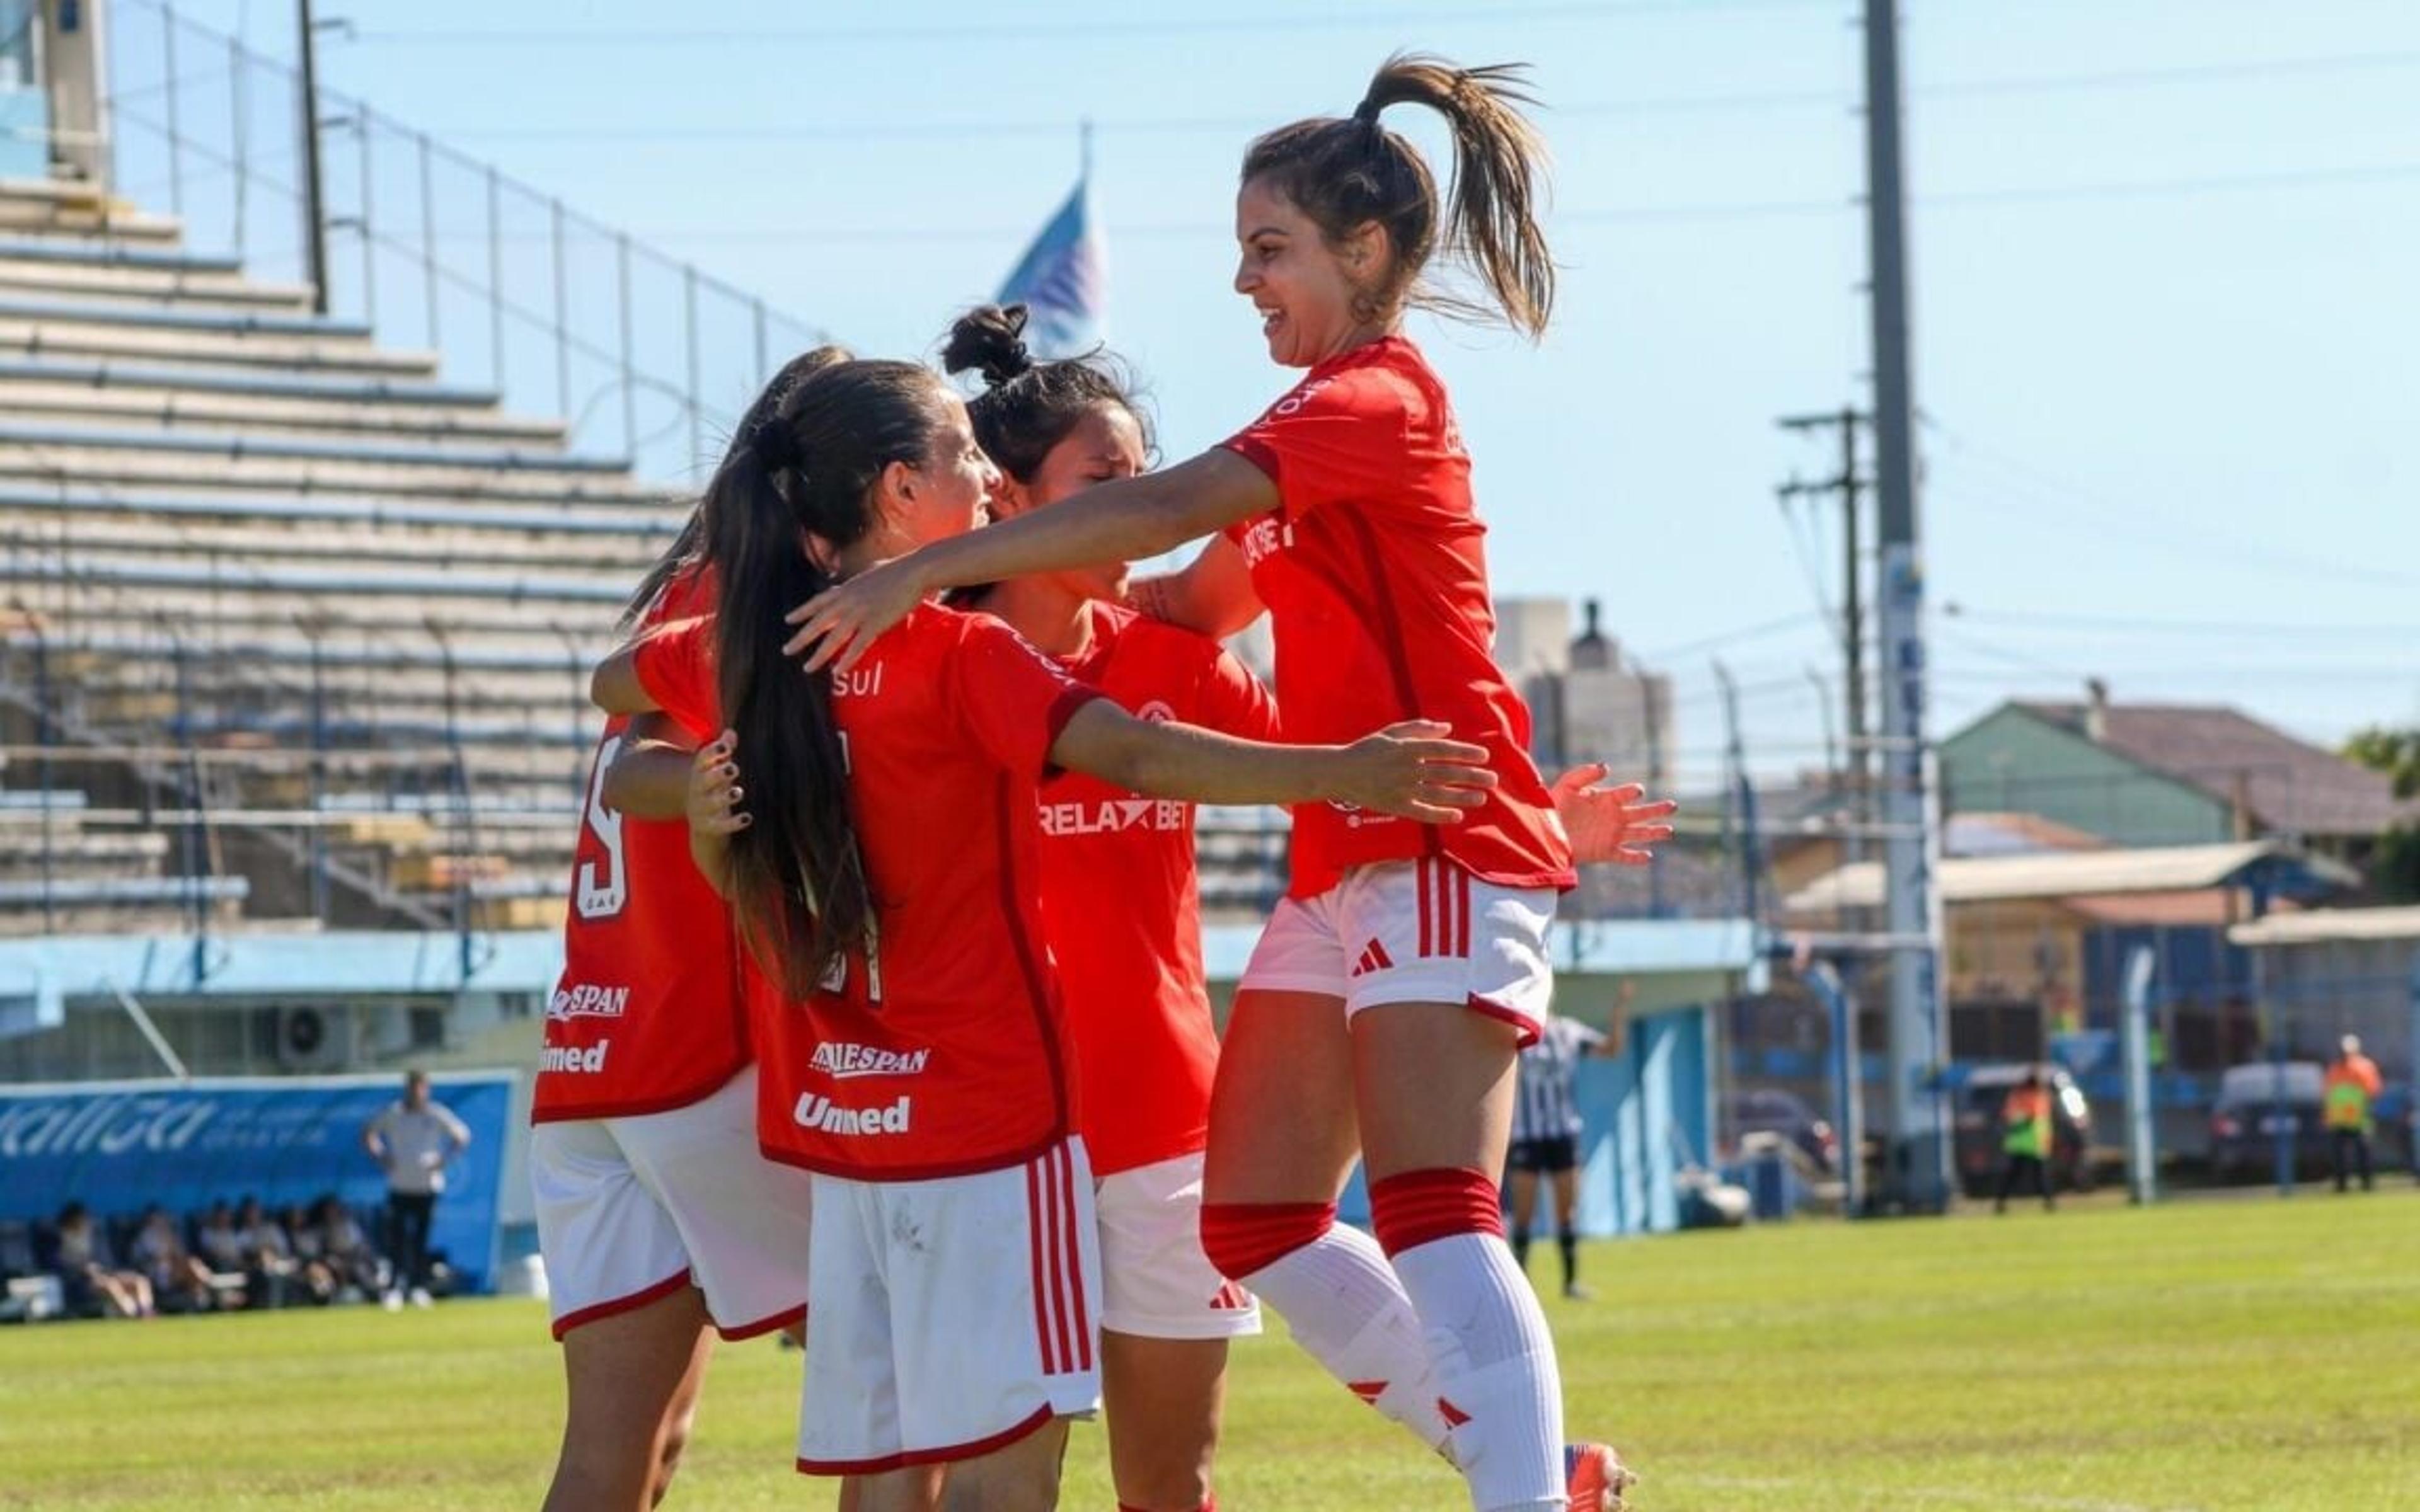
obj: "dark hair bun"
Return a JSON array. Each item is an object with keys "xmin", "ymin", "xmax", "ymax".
[{"xmin": 942, "ymin": 304, "xmax": 1035, "ymax": 388}]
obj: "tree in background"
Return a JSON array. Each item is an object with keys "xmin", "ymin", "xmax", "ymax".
[{"xmin": 2344, "ymin": 726, "xmax": 2420, "ymax": 902}]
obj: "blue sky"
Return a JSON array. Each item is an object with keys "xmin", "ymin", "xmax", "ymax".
[{"xmin": 183, "ymin": 0, "xmax": 2417, "ymax": 787}]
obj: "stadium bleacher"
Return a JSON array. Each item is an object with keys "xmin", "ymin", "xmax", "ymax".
[
  {"xmin": 0, "ymin": 178, "xmax": 688, "ymax": 937},
  {"xmin": 0, "ymin": 173, "xmax": 1291, "ymax": 944}
]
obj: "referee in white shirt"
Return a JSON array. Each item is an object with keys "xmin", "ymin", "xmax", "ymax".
[
  {"xmin": 1506, "ymin": 1016, "xmax": 1610, "ymax": 1299},
  {"xmin": 362, "ymin": 1069, "xmax": 471, "ymax": 1310}
]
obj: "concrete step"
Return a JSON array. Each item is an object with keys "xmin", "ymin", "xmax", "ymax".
[
  {"xmin": 0, "ymin": 442, "xmax": 664, "ymax": 503},
  {"xmin": 0, "ymin": 419, "xmax": 626, "ymax": 474},
  {"xmin": 0, "ymin": 353, "xmax": 502, "ymax": 408},
  {"xmin": 0, "ymin": 236, "xmax": 238, "ymax": 273},
  {"xmin": 0, "ymin": 315, "xmax": 431, "ymax": 377},
  {"xmin": 0, "ymin": 181, "xmax": 184, "ymax": 244},
  {"xmin": 0, "ymin": 379, "xmax": 568, "ymax": 445},
  {"xmin": 0, "ymin": 294, "xmax": 371, "ymax": 339},
  {"xmin": 7, "ymin": 546, "xmax": 635, "ymax": 612},
  {"xmin": 11, "ymin": 593, "xmax": 637, "ymax": 648},
  {"xmin": 39, "ymin": 514, "xmax": 662, "ymax": 577},
  {"xmin": 0, "ymin": 481, "xmax": 686, "ymax": 541},
  {"xmin": 0, "ymin": 255, "xmax": 314, "ymax": 311}
]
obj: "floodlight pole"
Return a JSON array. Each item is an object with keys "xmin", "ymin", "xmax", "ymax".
[{"xmin": 1863, "ymin": 0, "xmax": 1948, "ymax": 1213}]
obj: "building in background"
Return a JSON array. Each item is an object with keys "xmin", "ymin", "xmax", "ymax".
[{"xmin": 1940, "ymin": 684, "xmax": 2419, "ymax": 877}]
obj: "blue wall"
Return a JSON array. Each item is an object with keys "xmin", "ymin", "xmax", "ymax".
[{"xmin": 0, "ymin": 1072, "xmax": 516, "ymax": 1292}]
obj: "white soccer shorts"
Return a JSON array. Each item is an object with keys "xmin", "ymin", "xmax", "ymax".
[
  {"xmin": 795, "ymin": 1138, "xmax": 1103, "ymax": 1475},
  {"xmin": 1096, "ymin": 1151, "xmax": 1262, "ymax": 1341},
  {"xmin": 531, "ymin": 1065, "xmax": 814, "ymax": 1341},
  {"xmin": 1237, "ymin": 856, "xmax": 1556, "ymax": 1041}
]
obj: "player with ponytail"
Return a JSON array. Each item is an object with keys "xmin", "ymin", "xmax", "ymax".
[
  {"xmin": 783, "ymin": 55, "xmax": 1653, "ymax": 1511},
  {"xmin": 595, "ymin": 351, "xmax": 1503, "ymax": 1509}
]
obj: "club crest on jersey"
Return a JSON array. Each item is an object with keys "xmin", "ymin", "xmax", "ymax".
[
  {"xmin": 809, "ymin": 1043, "xmax": 930, "ymax": 1080},
  {"xmin": 793, "ymin": 1093, "xmax": 912, "ymax": 1137},
  {"xmin": 547, "ymin": 983, "xmax": 630, "ymax": 1021}
]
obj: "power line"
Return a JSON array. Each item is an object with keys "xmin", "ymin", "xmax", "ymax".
[
  {"xmin": 594, "ymin": 158, "xmax": 2420, "ymax": 245},
  {"xmin": 1921, "ymin": 418, "xmax": 2420, "ymax": 592},
  {"xmin": 1637, "ymin": 610, "xmax": 1828, "ymax": 663},
  {"xmin": 1944, "ymin": 607, "xmax": 2420, "ymax": 641},
  {"xmin": 418, "ymin": 51, "xmax": 2420, "ymax": 146},
  {"xmin": 352, "ymin": 0, "xmax": 1832, "ymax": 47}
]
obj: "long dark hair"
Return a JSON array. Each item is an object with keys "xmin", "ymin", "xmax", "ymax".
[
  {"xmin": 940, "ymin": 304, "xmax": 1152, "ymax": 482},
  {"xmin": 622, "ymin": 343, "xmax": 856, "ymax": 627},
  {"xmin": 700, "ymin": 358, "xmax": 948, "ymax": 997},
  {"xmin": 1242, "ymin": 52, "xmax": 1553, "ymax": 337}
]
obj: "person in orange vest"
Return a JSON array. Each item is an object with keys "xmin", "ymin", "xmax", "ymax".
[
  {"xmin": 1994, "ymin": 1070, "xmax": 2056, "ymax": 1214},
  {"xmin": 2324, "ymin": 1034, "xmax": 2383, "ymax": 1194}
]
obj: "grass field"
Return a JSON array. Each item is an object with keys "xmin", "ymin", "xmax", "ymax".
[{"xmin": 4, "ymin": 1190, "xmax": 2415, "ymax": 1511}]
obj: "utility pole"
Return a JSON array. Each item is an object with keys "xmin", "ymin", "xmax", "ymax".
[
  {"xmin": 1864, "ymin": 0, "xmax": 1948, "ymax": 1212},
  {"xmin": 1778, "ymin": 407, "xmax": 1870, "ymax": 832},
  {"xmin": 297, "ymin": 0, "xmax": 331, "ymax": 314}
]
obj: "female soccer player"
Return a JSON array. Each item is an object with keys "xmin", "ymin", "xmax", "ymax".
[
  {"xmin": 592, "ymin": 355, "xmax": 1497, "ymax": 1512},
  {"xmin": 529, "ymin": 350, "xmax": 843, "ymax": 1512},
  {"xmin": 783, "ymin": 54, "xmax": 1639, "ymax": 1511},
  {"xmin": 947, "ymin": 304, "xmax": 1271, "ymax": 1512}
]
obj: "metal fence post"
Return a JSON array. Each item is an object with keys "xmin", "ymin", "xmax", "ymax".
[
  {"xmin": 551, "ymin": 197, "xmax": 570, "ymax": 420},
  {"xmin": 228, "ymin": 37, "xmax": 248, "ymax": 261},
  {"xmin": 418, "ymin": 131, "xmax": 440, "ymax": 350},
  {"xmin": 355, "ymin": 108, "xmax": 376, "ymax": 327},
  {"xmin": 616, "ymin": 234, "xmax": 635, "ymax": 460},
  {"xmin": 487, "ymin": 164, "xmax": 505, "ymax": 391},
  {"xmin": 683, "ymin": 265, "xmax": 700, "ymax": 470},
  {"xmin": 161, "ymin": 7, "xmax": 183, "ymax": 216}
]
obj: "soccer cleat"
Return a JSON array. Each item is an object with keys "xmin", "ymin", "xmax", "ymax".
[
  {"xmin": 1564, "ymin": 1441, "xmax": 1638, "ymax": 1512},
  {"xmin": 380, "ymin": 1289, "xmax": 404, "ymax": 1313}
]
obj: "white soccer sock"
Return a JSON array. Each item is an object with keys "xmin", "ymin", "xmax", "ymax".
[
  {"xmin": 1391, "ymin": 1232, "xmax": 1567, "ymax": 1512},
  {"xmin": 1242, "ymin": 1221, "xmax": 1459, "ymax": 1458}
]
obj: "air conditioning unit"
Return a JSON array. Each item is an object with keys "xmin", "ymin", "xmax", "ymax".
[{"xmin": 274, "ymin": 1005, "xmax": 355, "ymax": 1074}]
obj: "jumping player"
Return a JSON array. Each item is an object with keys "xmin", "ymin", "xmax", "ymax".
[
  {"xmin": 592, "ymin": 356, "xmax": 1501, "ymax": 1512},
  {"xmin": 783, "ymin": 55, "xmax": 1642, "ymax": 1511},
  {"xmin": 946, "ymin": 304, "xmax": 1272, "ymax": 1512},
  {"xmin": 529, "ymin": 353, "xmax": 855, "ymax": 1512}
]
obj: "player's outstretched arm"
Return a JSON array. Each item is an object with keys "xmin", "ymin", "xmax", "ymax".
[
  {"xmin": 681, "ymin": 731, "xmax": 749, "ymax": 898},
  {"xmin": 784, "ymin": 449, "xmax": 1279, "ymax": 674},
  {"xmin": 1550, "ymin": 763, "xmax": 1677, "ymax": 866},
  {"xmin": 1127, "ymin": 534, "xmax": 1265, "ymax": 640},
  {"xmin": 1049, "ymin": 702, "xmax": 1496, "ymax": 823},
  {"xmin": 599, "ymin": 714, "xmax": 700, "ymax": 820}
]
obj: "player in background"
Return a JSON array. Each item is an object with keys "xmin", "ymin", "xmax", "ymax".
[
  {"xmin": 531, "ymin": 348, "xmax": 844, "ymax": 1512},
  {"xmin": 1506, "ymin": 1016, "xmax": 1613, "ymax": 1301},
  {"xmin": 783, "ymin": 55, "xmax": 1650, "ymax": 1511},
  {"xmin": 593, "ymin": 355, "xmax": 1499, "ymax": 1512},
  {"xmin": 945, "ymin": 304, "xmax": 1272, "ymax": 1512}
]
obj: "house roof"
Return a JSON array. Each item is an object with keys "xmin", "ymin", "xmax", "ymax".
[
  {"xmin": 2228, "ymin": 905, "xmax": 2420, "ymax": 946},
  {"xmin": 1783, "ymin": 839, "xmax": 2356, "ymax": 914},
  {"xmin": 2011, "ymin": 700, "xmax": 2418, "ymax": 838},
  {"xmin": 1946, "ymin": 811, "xmax": 2108, "ymax": 856}
]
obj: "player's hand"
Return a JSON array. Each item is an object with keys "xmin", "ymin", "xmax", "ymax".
[
  {"xmin": 687, "ymin": 731, "xmax": 751, "ymax": 837},
  {"xmin": 1552, "ymin": 763, "xmax": 1675, "ymax": 866},
  {"xmin": 1335, "ymin": 721, "xmax": 1499, "ymax": 824},
  {"xmin": 782, "ymin": 557, "xmax": 925, "ymax": 674}
]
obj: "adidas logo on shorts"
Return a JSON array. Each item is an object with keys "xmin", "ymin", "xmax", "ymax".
[{"xmin": 1349, "ymin": 939, "xmax": 1395, "ymax": 978}]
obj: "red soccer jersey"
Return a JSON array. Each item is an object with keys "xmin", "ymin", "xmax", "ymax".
[
  {"xmin": 1220, "ymin": 335, "xmax": 1575, "ymax": 900},
  {"xmin": 637, "ymin": 602, "xmax": 1101, "ymax": 1181},
  {"xmin": 1035, "ymin": 602, "xmax": 1278, "ymax": 1176},
  {"xmin": 534, "ymin": 570, "xmax": 750, "ymax": 1123}
]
